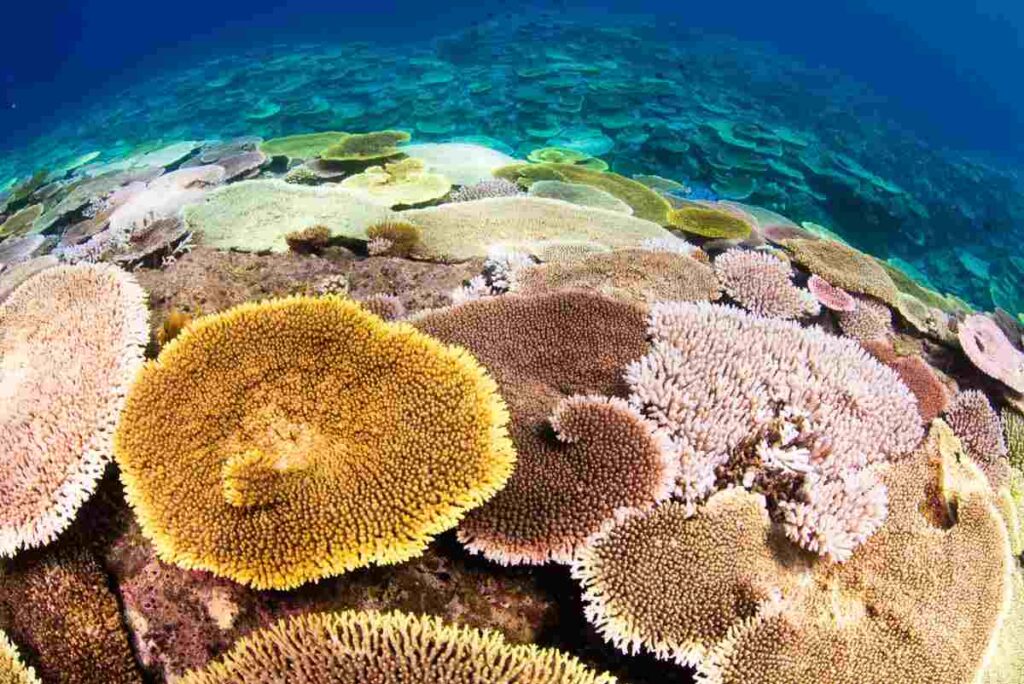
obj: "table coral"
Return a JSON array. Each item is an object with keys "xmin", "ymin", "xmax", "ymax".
[
  {"xmin": 399, "ymin": 196, "xmax": 672, "ymax": 262},
  {"xmin": 667, "ymin": 203, "xmax": 755, "ymax": 239},
  {"xmin": 178, "ymin": 610, "xmax": 616, "ymax": 684},
  {"xmin": 807, "ymin": 273, "xmax": 856, "ymax": 312},
  {"xmin": 415, "ymin": 292, "xmax": 658, "ymax": 565},
  {"xmin": 784, "ymin": 238, "xmax": 900, "ymax": 305},
  {"xmin": 0, "ymin": 264, "xmax": 148, "ymax": 557},
  {"xmin": 574, "ymin": 422, "xmax": 1013, "ymax": 683},
  {"xmin": 258, "ymin": 131, "xmax": 348, "ymax": 160},
  {"xmin": 400, "ymin": 143, "xmax": 518, "ymax": 186},
  {"xmin": 320, "ymin": 130, "xmax": 410, "ymax": 163},
  {"xmin": 114, "ymin": 296, "xmax": 514, "ymax": 589},
  {"xmin": 510, "ymin": 248, "xmax": 721, "ymax": 306},
  {"xmin": 340, "ymin": 157, "xmax": 451, "ymax": 208},
  {"xmin": 958, "ymin": 314, "xmax": 1024, "ymax": 394}
]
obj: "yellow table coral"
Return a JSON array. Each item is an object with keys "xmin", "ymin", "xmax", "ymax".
[{"xmin": 114, "ymin": 296, "xmax": 515, "ymax": 590}]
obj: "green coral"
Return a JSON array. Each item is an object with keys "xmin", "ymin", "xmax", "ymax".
[
  {"xmin": 494, "ymin": 163, "xmax": 670, "ymax": 224},
  {"xmin": 784, "ymin": 238, "xmax": 900, "ymax": 306},
  {"xmin": 526, "ymin": 147, "xmax": 608, "ymax": 170},
  {"xmin": 339, "ymin": 158, "xmax": 451, "ymax": 208},
  {"xmin": 666, "ymin": 204, "xmax": 754, "ymax": 239},
  {"xmin": 260, "ymin": 131, "xmax": 349, "ymax": 160},
  {"xmin": 0, "ymin": 204, "xmax": 43, "ymax": 238},
  {"xmin": 1005, "ymin": 408, "xmax": 1024, "ymax": 472},
  {"xmin": 320, "ymin": 130, "xmax": 411, "ymax": 163}
]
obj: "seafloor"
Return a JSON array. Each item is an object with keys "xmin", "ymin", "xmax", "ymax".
[{"xmin": 1, "ymin": 13, "xmax": 1024, "ymax": 684}]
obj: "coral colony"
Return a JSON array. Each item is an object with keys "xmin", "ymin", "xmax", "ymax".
[{"xmin": 2, "ymin": 19, "xmax": 1024, "ymax": 684}]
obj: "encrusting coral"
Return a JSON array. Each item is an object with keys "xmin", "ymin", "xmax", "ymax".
[
  {"xmin": 958, "ymin": 314, "xmax": 1024, "ymax": 394},
  {"xmin": 0, "ymin": 264, "xmax": 148, "ymax": 557},
  {"xmin": 178, "ymin": 610, "xmax": 616, "ymax": 684},
  {"xmin": 836, "ymin": 294, "xmax": 894, "ymax": 341},
  {"xmin": 415, "ymin": 292, "xmax": 659, "ymax": 565},
  {"xmin": 0, "ymin": 545, "xmax": 143, "ymax": 684},
  {"xmin": 945, "ymin": 390, "xmax": 1010, "ymax": 488},
  {"xmin": 113, "ymin": 296, "xmax": 515, "ymax": 589},
  {"xmin": 713, "ymin": 248, "xmax": 818, "ymax": 319},
  {"xmin": 0, "ymin": 631, "xmax": 39, "ymax": 684},
  {"xmin": 510, "ymin": 248, "xmax": 722, "ymax": 306},
  {"xmin": 784, "ymin": 237, "xmax": 900, "ymax": 305},
  {"xmin": 627, "ymin": 302, "xmax": 923, "ymax": 559},
  {"xmin": 573, "ymin": 421, "xmax": 1014, "ymax": 683}
]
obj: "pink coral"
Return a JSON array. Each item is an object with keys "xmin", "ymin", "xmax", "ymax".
[
  {"xmin": 713, "ymin": 249, "xmax": 818, "ymax": 319},
  {"xmin": 958, "ymin": 314, "xmax": 1024, "ymax": 393},
  {"xmin": 836, "ymin": 294, "xmax": 893, "ymax": 341},
  {"xmin": 944, "ymin": 390, "xmax": 1010, "ymax": 487},
  {"xmin": 807, "ymin": 274, "xmax": 856, "ymax": 312},
  {"xmin": 0, "ymin": 264, "xmax": 149, "ymax": 556},
  {"xmin": 626, "ymin": 302, "xmax": 923, "ymax": 531}
]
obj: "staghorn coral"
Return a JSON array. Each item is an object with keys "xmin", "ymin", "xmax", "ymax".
[
  {"xmin": 784, "ymin": 238, "xmax": 900, "ymax": 305},
  {"xmin": 862, "ymin": 339, "xmax": 949, "ymax": 423},
  {"xmin": 0, "ymin": 631, "xmax": 39, "ymax": 684},
  {"xmin": 320, "ymin": 130, "xmax": 410, "ymax": 163},
  {"xmin": 807, "ymin": 273, "xmax": 856, "ymax": 312},
  {"xmin": 340, "ymin": 157, "xmax": 451, "ymax": 208},
  {"xmin": 945, "ymin": 390, "xmax": 1010, "ymax": 488},
  {"xmin": 510, "ymin": 248, "xmax": 721, "ymax": 306},
  {"xmin": 114, "ymin": 296, "xmax": 514, "ymax": 589},
  {"xmin": 0, "ymin": 546, "xmax": 142, "ymax": 683},
  {"xmin": 178, "ymin": 610, "xmax": 616, "ymax": 684},
  {"xmin": 284, "ymin": 224, "xmax": 331, "ymax": 255},
  {"xmin": 1, "ymin": 264, "xmax": 148, "ymax": 556},
  {"xmin": 448, "ymin": 178, "xmax": 524, "ymax": 203},
  {"xmin": 627, "ymin": 302, "xmax": 923, "ymax": 515},
  {"xmin": 666, "ymin": 204, "xmax": 756, "ymax": 240},
  {"xmin": 184, "ymin": 179, "xmax": 391, "ymax": 253},
  {"xmin": 365, "ymin": 220, "xmax": 423, "ymax": 258},
  {"xmin": 574, "ymin": 422, "xmax": 1013, "ymax": 682},
  {"xmin": 713, "ymin": 248, "xmax": 818, "ymax": 319},
  {"xmin": 959, "ymin": 314, "xmax": 1024, "ymax": 393},
  {"xmin": 259, "ymin": 131, "xmax": 349, "ymax": 160},
  {"xmin": 399, "ymin": 196, "xmax": 672, "ymax": 262},
  {"xmin": 836, "ymin": 294, "xmax": 893, "ymax": 341},
  {"xmin": 415, "ymin": 292, "xmax": 654, "ymax": 565}
]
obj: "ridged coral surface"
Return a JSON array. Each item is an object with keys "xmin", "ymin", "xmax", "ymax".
[
  {"xmin": 114, "ymin": 296, "xmax": 515, "ymax": 589},
  {"xmin": 178, "ymin": 610, "xmax": 616, "ymax": 683},
  {"xmin": 785, "ymin": 238, "xmax": 900, "ymax": 305},
  {"xmin": 574, "ymin": 422, "xmax": 1013, "ymax": 683},
  {"xmin": 0, "ymin": 264, "xmax": 148, "ymax": 557},
  {"xmin": 415, "ymin": 292, "xmax": 658, "ymax": 565}
]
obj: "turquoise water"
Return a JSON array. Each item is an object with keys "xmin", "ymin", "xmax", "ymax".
[{"xmin": 2, "ymin": 13, "xmax": 1022, "ymax": 312}]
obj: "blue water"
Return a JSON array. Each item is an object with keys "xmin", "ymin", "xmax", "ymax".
[{"xmin": 2, "ymin": 1, "xmax": 1022, "ymax": 311}]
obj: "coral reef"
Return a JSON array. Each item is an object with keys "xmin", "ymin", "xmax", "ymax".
[
  {"xmin": 320, "ymin": 130, "xmax": 411, "ymax": 163},
  {"xmin": 365, "ymin": 220, "xmax": 423, "ymax": 258},
  {"xmin": 0, "ymin": 631, "xmax": 39, "ymax": 684},
  {"xmin": 836, "ymin": 294, "xmax": 894, "ymax": 341},
  {"xmin": 958, "ymin": 314, "xmax": 1024, "ymax": 393},
  {"xmin": 862, "ymin": 340, "xmax": 949, "ymax": 423},
  {"xmin": 667, "ymin": 204, "xmax": 755, "ymax": 239},
  {"xmin": 807, "ymin": 273, "xmax": 856, "ymax": 311},
  {"xmin": 259, "ymin": 131, "xmax": 348, "ymax": 161},
  {"xmin": 114, "ymin": 296, "xmax": 514, "ymax": 589},
  {"xmin": 0, "ymin": 264, "xmax": 148, "ymax": 556},
  {"xmin": 178, "ymin": 610, "xmax": 615, "ymax": 683},
  {"xmin": 448, "ymin": 178, "xmax": 524, "ymax": 202},
  {"xmin": 713, "ymin": 248, "xmax": 818, "ymax": 319},
  {"xmin": 400, "ymin": 143, "xmax": 518, "ymax": 186},
  {"xmin": 284, "ymin": 224, "xmax": 331, "ymax": 254},
  {"xmin": 528, "ymin": 181, "xmax": 633, "ymax": 214},
  {"xmin": 340, "ymin": 157, "xmax": 451, "ymax": 207},
  {"xmin": 784, "ymin": 238, "xmax": 900, "ymax": 305},
  {"xmin": 945, "ymin": 390, "xmax": 1010, "ymax": 487}
]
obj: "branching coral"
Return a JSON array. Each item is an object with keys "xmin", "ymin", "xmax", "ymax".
[
  {"xmin": 807, "ymin": 273, "xmax": 856, "ymax": 312},
  {"xmin": 945, "ymin": 390, "xmax": 1010, "ymax": 488},
  {"xmin": 959, "ymin": 314, "xmax": 1024, "ymax": 393},
  {"xmin": 666, "ymin": 204, "xmax": 756, "ymax": 240},
  {"xmin": 178, "ymin": 610, "xmax": 616, "ymax": 683},
  {"xmin": 415, "ymin": 292, "xmax": 656, "ymax": 565},
  {"xmin": 0, "ymin": 546, "xmax": 142, "ymax": 683},
  {"xmin": 627, "ymin": 302, "xmax": 923, "ymax": 534},
  {"xmin": 364, "ymin": 220, "xmax": 423, "ymax": 258},
  {"xmin": 511, "ymin": 248, "xmax": 721, "ymax": 306},
  {"xmin": 448, "ymin": 179, "xmax": 524, "ymax": 203},
  {"xmin": 284, "ymin": 224, "xmax": 331, "ymax": 255},
  {"xmin": 1004, "ymin": 407, "xmax": 1024, "ymax": 471},
  {"xmin": 320, "ymin": 130, "xmax": 410, "ymax": 163},
  {"xmin": 784, "ymin": 238, "xmax": 900, "ymax": 305},
  {"xmin": 836, "ymin": 294, "xmax": 893, "ymax": 341},
  {"xmin": 0, "ymin": 264, "xmax": 148, "ymax": 556},
  {"xmin": 0, "ymin": 631, "xmax": 39, "ymax": 684},
  {"xmin": 340, "ymin": 158, "xmax": 451, "ymax": 208},
  {"xmin": 114, "ymin": 296, "xmax": 514, "ymax": 589},
  {"xmin": 713, "ymin": 249, "xmax": 818, "ymax": 319},
  {"xmin": 399, "ymin": 196, "xmax": 672, "ymax": 262},
  {"xmin": 573, "ymin": 422, "xmax": 1014, "ymax": 682}
]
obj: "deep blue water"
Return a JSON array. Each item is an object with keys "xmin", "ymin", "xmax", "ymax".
[{"xmin": 1, "ymin": 1, "xmax": 1022, "ymax": 312}]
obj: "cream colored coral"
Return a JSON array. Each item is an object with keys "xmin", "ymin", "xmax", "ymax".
[{"xmin": 0, "ymin": 264, "xmax": 148, "ymax": 556}]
